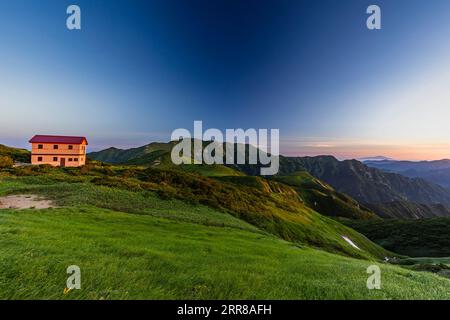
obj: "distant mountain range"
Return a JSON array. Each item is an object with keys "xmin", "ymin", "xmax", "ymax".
[
  {"xmin": 275, "ymin": 156, "xmax": 450, "ymax": 205},
  {"xmin": 267, "ymin": 156, "xmax": 450, "ymax": 219},
  {"xmin": 364, "ymin": 159, "xmax": 450, "ymax": 189},
  {"xmin": 357, "ymin": 156, "xmax": 394, "ymax": 162},
  {"xmin": 88, "ymin": 142, "xmax": 450, "ymax": 219}
]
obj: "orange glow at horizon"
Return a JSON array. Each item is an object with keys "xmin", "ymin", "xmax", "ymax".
[{"xmin": 281, "ymin": 141, "xmax": 450, "ymax": 161}]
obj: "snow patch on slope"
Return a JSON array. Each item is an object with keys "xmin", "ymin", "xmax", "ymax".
[{"xmin": 342, "ymin": 236, "xmax": 361, "ymax": 250}]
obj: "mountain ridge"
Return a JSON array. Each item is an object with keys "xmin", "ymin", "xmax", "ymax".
[
  {"xmin": 364, "ymin": 159, "xmax": 450, "ymax": 189},
  {"xmin": 0, "ymin": 144, "xmax": 30, "ymax": 163},
  {"xmin": 88, "ymin": 141, "xmax": 450, "ymax": 219}
]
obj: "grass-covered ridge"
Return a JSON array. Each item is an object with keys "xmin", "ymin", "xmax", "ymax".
[
  {"xmin": 88, "ymin": 140, "xmax": 450, "ymax": 220},
  {"xmin": 272, "ymin": 171, "xmax": 377, "ymax": 220},
  {"xmin": 2, "ymin": 164, "xmax": 391, "ymax": 260}
]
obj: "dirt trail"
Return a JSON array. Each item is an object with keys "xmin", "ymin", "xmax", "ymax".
[{"xmin": 0, "ymin": 195, "xmax": 56, "ymax": 210}]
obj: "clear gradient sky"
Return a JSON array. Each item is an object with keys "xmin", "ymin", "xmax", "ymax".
[{"xmin": 1, "ymin": 0, "xmax": 450, "ymax": 160}]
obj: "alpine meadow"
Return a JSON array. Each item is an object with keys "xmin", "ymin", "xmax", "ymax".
[
  {"xmin": 1, "ymin": 0, "xmax": 450, "ymax": 305},
  {"xmin": 0, "ymin": 142, "xmax": 449, "ymax": 299}
]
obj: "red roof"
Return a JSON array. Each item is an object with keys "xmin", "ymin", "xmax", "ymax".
[{"xmin": 29, "ymin": 135, "xmax": 88, "ymax": 145}]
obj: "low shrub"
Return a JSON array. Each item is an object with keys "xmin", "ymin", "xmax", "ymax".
[{"xmin": 0, "ymin": 156, "xmax": 14, "ymax": 169}]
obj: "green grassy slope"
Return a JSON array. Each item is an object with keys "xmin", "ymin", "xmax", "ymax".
[
  {"xmin": 88, "ymin": 141, "xmax": 242, "ymax": 177},
  {"xmin": 271, "ymin": 171, "xmax": 378, "ymax": 220},
  {"xmin": 1, "ymin": 169, "xmax": 391, "ymax": 260},
  {"xmin": 0, "ymin": 198, "xmax": 449, "ymax": 299},
  {"xmin": 390, "ymin": 257, "xmax": 450, "ymax": 280},
  {"xmin": 88, "ymin": 142, "xmax": 174, "ymax": 164},
  {"xmin": 1, "ymin": 166, "xmax": 450, "ymax": 299},
  {"xmin": 178, "ymin": 164, "xmax": 244, "ymax": 177},
  {"xmin": 0, "ymin": 179, "xmax": 258, "ymax": 232}
]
